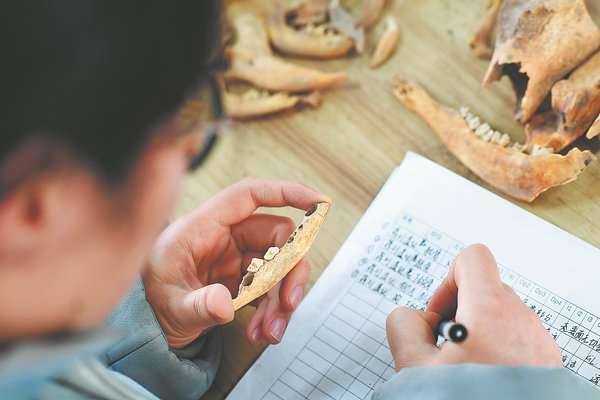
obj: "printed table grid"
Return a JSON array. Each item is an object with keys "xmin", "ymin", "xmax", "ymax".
[
  {"xmin": 262, "ymin": 212, "xmax": 600, "ymax": 399},
  {"xmin": 264, "ymin": 285, "xmax": 396, "ymax": 400}
]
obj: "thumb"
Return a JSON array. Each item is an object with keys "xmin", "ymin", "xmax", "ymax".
[
  {"xmin": 386, "ymin": 308, "xmax": 441, "ymax": 371},
  {"xmin": 183, "ymin": 284, "xmax": 235, "ymax": 332}
]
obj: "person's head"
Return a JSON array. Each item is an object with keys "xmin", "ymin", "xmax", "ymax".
[{"xmin": 0, "ymin": 0, "xmax": 222, "ymax": 338}]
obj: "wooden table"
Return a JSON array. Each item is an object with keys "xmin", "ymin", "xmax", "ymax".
[{"xmin": 172, "ymin": 1, "xmax": 600, "ymax": 398}]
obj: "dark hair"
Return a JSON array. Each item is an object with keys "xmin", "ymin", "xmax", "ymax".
[{"xmin": 1, "ymin": 0, "xmax": 222, "ymax": 188}]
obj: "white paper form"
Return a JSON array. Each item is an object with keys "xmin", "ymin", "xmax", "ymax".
[{"xmin": 227, "ymin": 152, "xmax": 600, "ymax": 400}]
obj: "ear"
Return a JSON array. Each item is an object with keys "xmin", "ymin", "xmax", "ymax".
[
  {"xmin": 0, "ymin": 139, "xmax": 90, "ymax": 258},
  {"xmin": 0, "ymin": 178, "xmax": 54, "ymax": 257}
]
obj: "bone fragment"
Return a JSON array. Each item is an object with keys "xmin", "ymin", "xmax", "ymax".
[
  {"xmin": 299, "ymin": 91, "xmax": 323, "ymax": 108},
  {"xmin": 223, "ymin": 88, "xmax": 321, "ymax": 119},
  {"xmin": 233, "ymin": 202, "xmax": 330, "ymax": 310},
  {"xmin": 370, "ymin": 16, "xmax": 400, "ymax": 69},
  {"xmin": 229, "ymin": 12, "xmax": 271, "ymax": 56},
  {"xmin": 361, "ymin": 0, "xmax": 385, "ymax": 29},
  {"xmin": 392, "ymin": 76, "xmax": 595, "ymax": 202},
  {"xmin": 225, "ymin": 12, "xmax": 347, "ymax": 92},
  {"xmin": 268, "ymin": 1, "xmax": 355, "ymax": 58},
  {"xmin": 587, "ymin": 115, "xmax": 600, "ymax": 140},
  {"xmin": 483, "ymin": 0, "xmax": 600, "ymax": 123},
  {"xmin": 469, "ymin": 0, "xmax": 502, "ymax": 59},
  {"xmin": 525, "ymin": 50, "xmax": 600, "ymax": 151}
]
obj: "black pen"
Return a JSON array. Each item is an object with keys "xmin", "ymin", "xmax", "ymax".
[{"xmin": 438, "ymin": 321, "xmax": 468, "ymax": 343}]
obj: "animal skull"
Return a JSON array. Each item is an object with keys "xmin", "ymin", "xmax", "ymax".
[{"xmin": 482, "ymin": 0, "xmax": 600, "ymax": 123}]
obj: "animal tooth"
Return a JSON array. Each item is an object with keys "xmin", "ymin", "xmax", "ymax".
[
  {"xmin": 511, "ymin": 142, "xmax": 527, "ymax": 152},
  {"xmin": 314, "ymin": 25, "xmax": 327, "ymax": 35},
  {"xmin": 530, "ymin": 144, "xmax": 554, "ymax": 156},
  {"xmin": 459, "ymin": 111, "xmax": 510, "ymax": 147},
  {"xmin": 467, "ymin": 115, "xmax": 481, "ymax": 130},
  {"xmin": 247, "ymin": 258, "xmax": 265, "ymax": 273},
  {"xmin": 264, "ymin": 246, "xmax": 280, "ymax": 261},
  {"xmin": 530, "ymin": 144, "xmax": 542, "ymax": 155},
  {"xmin": 244, "ymin": 89, "xmax": 260, "ymax": 100},
  {"xmin": 490, "ymin": 130, "xmax": 502, "ymax": 144},
  {"xmin": 475, "ymin": 122, "xmax": 491, "ymax": 136},
  {"xmin": 482, "ymin": 129, "xmax": 494, "ymax": 142},
  {"xmin": 459, "ymin": 106, "xmax": 470, "ymax": 118}
]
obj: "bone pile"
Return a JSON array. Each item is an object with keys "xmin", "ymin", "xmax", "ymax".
[
  {"xmin": 222, "ymin": 0, "xmax": 398, "ymax": 119},
  {"xmin": 389, "ymin": 0, "xmax": 599, "ymax": 202}
]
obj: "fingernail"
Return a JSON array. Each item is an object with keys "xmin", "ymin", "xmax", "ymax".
[
  {"xmin": 319, "ymin": 194, "xmax": 333, "ymax": 204},
  {"xmin": 251, "ymin": 327, "xmax": 263, "ymax": 345},
  {"xmin": 289, "ymin": 286, "xmax": 303, "ymax": 310},
  {"xmin": 269, "ymin": 318, "xmax": 286, "ymax": 342}
]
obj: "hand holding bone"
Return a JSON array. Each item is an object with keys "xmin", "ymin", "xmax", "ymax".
[{"xmin": 142, "ymin": 178, "xmax": 331, "ymax": 348}]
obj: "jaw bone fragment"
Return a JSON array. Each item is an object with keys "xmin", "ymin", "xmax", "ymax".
[
  {"xmin": 482, "ymin": 0, "xmax": 600, "ymax": 123},
  {"xmin": 392, "ymin": 76, "xmax": 596, "ymax": 202},
  {"xmin": 268, "ymin": 1, "xmax": 355, "ymax": 58},
  {"xmin": 222, "ymin": 87, "xmax": 322, "ymax": 119},
  {"xmin": 370, "ymin": 16, "xmax": 400, "ymax": 69},
  {"xmin": 525, "ymin": 50, "xmax": 600, "ymax": 152},
  {"xmin": 469, "ymin": 0, "xmax": 502, "ymax": 59},
  {"xmin": 361, "ymin": 0, "xmax": 386, "ymax": 29},
  {"xmin": 233, "ymin": 202, "xmax": 330, "ymax": 310},
  {"xmin": 225, "ymin": 12, "xmax": 347, "ymax": 92}
]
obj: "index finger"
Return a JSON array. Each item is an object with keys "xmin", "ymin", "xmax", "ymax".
[
  {"xmin": 426, "ymin": 243, "xmax": 505, "ymax": 319},
  {"xmin": 197, "ymin": 177, "xmax": 332, "ymax": 227}
]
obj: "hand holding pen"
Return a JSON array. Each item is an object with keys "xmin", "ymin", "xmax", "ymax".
[{"xmin": 385, "ymin": 244, "xmax": 562, "ymax": 371}]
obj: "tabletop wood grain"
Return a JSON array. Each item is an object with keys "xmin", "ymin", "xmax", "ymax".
[{"xmin": 171, "ymin": 1, "xmax": 600, "ymax": 398}]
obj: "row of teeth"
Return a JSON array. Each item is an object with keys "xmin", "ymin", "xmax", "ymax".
[
  {"xmin": 459, "ymin": 106, "xmax": 553, "ymax": 156},
  {"xmin": 302, "ymin": 23, "xmax": 338, "ymax": 36},
  {"xmin": 242, "ymin": 88, "xmax": 273, "ymax": 100},
  {"xmin": 247, "ymin": 246, "xmax": 280, "ymax": 273}
]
